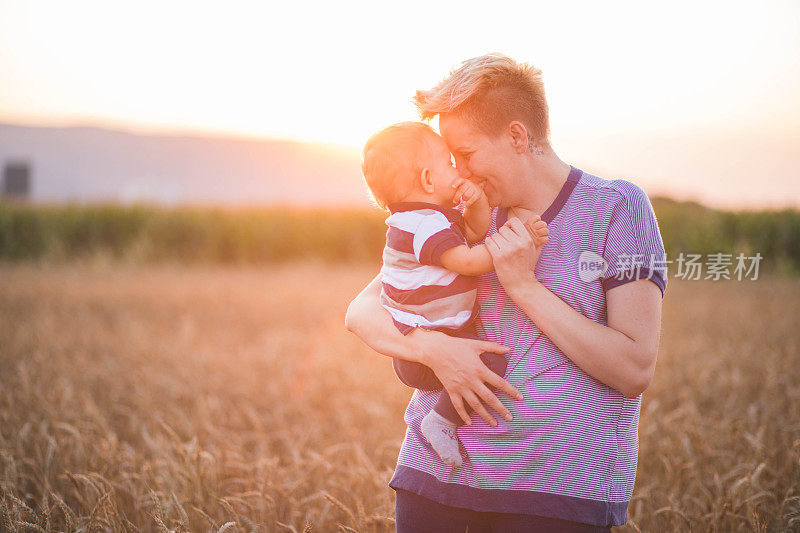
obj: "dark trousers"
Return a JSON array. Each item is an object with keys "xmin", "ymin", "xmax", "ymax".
[
  {"xmin": 392, "ymin": 320, "xmax": 507, "ymax": 426},
  {"xmin": 395, "ymin": 489, "xmax": 612, "ymax": 533}
]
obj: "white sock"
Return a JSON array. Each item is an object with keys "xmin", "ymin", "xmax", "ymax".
[{"xmin": 420, "ymin": 410, "xmax": 463, "ymax": 467}]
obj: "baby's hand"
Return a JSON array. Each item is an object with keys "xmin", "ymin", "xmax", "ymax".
[
  {"xmin": 524, "ymin": 215, "xmax": 549, "ymax": 248},
  {"xmin": 451, "ymin": 178, "xmax": 486, "ymax": 207}
]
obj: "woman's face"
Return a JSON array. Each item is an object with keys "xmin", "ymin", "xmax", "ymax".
[{"xmin": 439, "ymin": 114, "xmax": 521, "ymax": 208}]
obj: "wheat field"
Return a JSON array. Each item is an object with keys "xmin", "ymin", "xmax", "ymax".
[{"xmin": 0, "ymin": 261, "xmax": 798, "ymax": 532}]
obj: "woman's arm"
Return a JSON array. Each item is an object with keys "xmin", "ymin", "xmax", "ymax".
[
  {"xmin": 344, "ymin": 273, "xmax": 523, "ymax": 426},
  {"xmin": 344, "ymin": 273, "xmax": 426, "ymax": 362},
  {"xmin": 486, "ymin": 218, "xmax": 663, "ymax": 398},
  {"xmin": 508, "ymin": 277, "xmax": 661, "ymax": 398}
]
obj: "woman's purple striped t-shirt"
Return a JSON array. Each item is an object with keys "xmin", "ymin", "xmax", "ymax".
[{"xmin": 388, "ymin": 166, "xmax": 668, "ymax": 527}]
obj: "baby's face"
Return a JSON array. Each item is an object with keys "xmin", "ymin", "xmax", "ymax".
[{"xmin": 425, "ymin": 136, "xmax": 461, "ymax": 206}]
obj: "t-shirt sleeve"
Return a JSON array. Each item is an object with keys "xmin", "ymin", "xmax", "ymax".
[
  {"xmin": 412, "ymin": 212, "xmax": 467, "ymax": 267},
  {"xmin": 601, "ymin": 182, "xmax": 668, "ymax": 297}
]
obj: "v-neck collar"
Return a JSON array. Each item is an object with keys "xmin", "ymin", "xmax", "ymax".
[{"xmin": 496, "ymin": 165, "xmax": 582, "ymax": 228}]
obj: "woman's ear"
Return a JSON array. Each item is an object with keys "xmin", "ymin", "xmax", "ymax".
[
  {"xmin": 418, "ymin": 168, "xmax": 434, "ymax": 193},
  {"xmin": 508, "ymin": 121, "xmax": 529, "ymax": 154}
]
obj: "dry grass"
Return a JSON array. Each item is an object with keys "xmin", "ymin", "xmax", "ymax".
[{"xmin": 0, "ymin": 261, "xmax": 797, "ymax": 532}]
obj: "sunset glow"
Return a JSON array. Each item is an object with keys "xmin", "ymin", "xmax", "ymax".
[{"xmin": 1, "ymin": 0, "xmax": 798, "ymax": 207}]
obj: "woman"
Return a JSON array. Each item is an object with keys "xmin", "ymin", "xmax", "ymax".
[{"xmin": 345, "ymin": 54, "xmax": 667, "ymax": 532}]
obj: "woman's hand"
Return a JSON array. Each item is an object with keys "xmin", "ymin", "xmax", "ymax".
[
  {"xmin": 409, "ymin": 328, "xmax": 522, "ymax": 427},
  {"xmin": 485, "ymin": 216, "xmax": 547, "ymax": 293}
]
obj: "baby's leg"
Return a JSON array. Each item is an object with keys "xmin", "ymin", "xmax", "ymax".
[
  {"xmin": 392, "ymin": 358, "xmax": 444, "ymax": 391},
  {"xmin": 422, "ymin": 351, "xmax": 508, "ymax": 467},
  {"xmin": 420, "ymin": 409, "xmax": 462, "ymax": 466},
  {"xmin": 391, "ymin": 357, "xmax": 462, "ymax": 464},
  {"xmin": 480, "ymin": 351, "xmax": 509, "ymax": 382},
  {"xmin": 391, "ymin": 356, "xmax": 463, "ymax": 466}
]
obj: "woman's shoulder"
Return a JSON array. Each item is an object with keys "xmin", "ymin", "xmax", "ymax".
[
  {"xmin": 576, "ymin": 171, "xmax": 650, "ymax": 202},
  {"xmin": 571, "ymin": 171, "xmax": 656, "ymax": 219}
]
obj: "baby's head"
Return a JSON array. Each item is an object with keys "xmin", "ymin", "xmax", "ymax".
[{"xmin": 361, "ymin": 121, "xmax": 459, "ymax": 211}]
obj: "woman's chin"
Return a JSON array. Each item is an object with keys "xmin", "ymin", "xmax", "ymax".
[{"xmin": 486, "ymin": 192, "xmax": 502, "ymax": 207}]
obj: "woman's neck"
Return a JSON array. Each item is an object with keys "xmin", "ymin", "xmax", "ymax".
[{"xmin": 512, "ymin": 151, "xmax": 572, "ymax": 216}]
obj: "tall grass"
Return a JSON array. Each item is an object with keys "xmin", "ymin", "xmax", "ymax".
[
  {"xmin": 0, "ymin": 262, "xmax": 797, "ymax": 531},
  {"xmin": 1, "ymin": 199, "xmax": 799, "ymax": 272}
]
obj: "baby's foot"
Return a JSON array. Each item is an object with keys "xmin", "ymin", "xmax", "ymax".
[
  {"xmin": 421, "ymin": 410, "xmax": 463, "ymax": 467},
  {"xmin": 525, "ymin": 216, "xmax": 549, "ymax": 247}
]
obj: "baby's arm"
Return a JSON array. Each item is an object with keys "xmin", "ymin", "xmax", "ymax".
[
  {"xmin": 440, "ymin": 244, "xmax": 494, "ymax": 276},
  {"xmin": 439, "ymin": 217, "xmax": 551, "ymax": 277},
  {"xmin": 452, "ymin": 179, "xmax": 491, "ymax": 244}
]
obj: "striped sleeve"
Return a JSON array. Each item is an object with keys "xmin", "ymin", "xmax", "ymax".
[
  {"xmin": 601, "ymin": 181, "xmax": 668, "ymax": 296},
  {"xmin": 412, "ymin": 213, "xmax": 467, "ymax": 267}
]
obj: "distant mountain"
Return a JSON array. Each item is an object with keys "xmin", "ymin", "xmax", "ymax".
[
  {"xmin": 3, "ymin": 121, "xmax": 798, "ymax": 210},
  {"xmin": 0, "ymin": 123, "xmax": 372, "ymax": 207}
]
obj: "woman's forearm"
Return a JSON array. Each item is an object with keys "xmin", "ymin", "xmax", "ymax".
[
  {"xmin": 484, "ymin": 216, "xmax": 661, "ymax": 398},
  {"xmin": 344, "ymin": 273, "xmax": 428, "ymax": 364},
  {"xmin": 345, "ymin": 272, "xmax": 521, "ymax": 426},
  {"xmin": 506, "ymin": 276, "xmax": 659, "ymax": 398}
]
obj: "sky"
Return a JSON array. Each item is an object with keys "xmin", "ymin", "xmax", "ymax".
[{"xmin": 1, "ymin": 0, "xmax": 798, "ymax": 208}]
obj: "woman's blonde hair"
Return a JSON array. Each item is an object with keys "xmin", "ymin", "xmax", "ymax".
[
  {"xmin": 414, "ymin": 53, "xmax": 550, "ymax": 144},
  {"xmin": 361, "ymin": 122, "xmax": 441, "ymax": 211}
]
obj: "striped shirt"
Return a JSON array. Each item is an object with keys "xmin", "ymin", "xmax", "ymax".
[
  {"xmin": 388, "ymin": 166, "xmax": 667, "ymax": 527},
  {"xmin": 379, "ymin": 202, "xmax": 479, "ymax": 335}
]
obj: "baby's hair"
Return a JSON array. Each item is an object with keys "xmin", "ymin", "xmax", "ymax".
[
  {"xmin": 361, "ymin": 121, "xmax": 442, "ymax": 211},
  {"xmin": 414, "ymin": 53, "xmax": 550, "ymax": 145}
]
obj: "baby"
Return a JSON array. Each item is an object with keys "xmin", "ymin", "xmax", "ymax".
[{"xmin": 360, "ymin": 122, "xmax": 548, "ymax": 466}]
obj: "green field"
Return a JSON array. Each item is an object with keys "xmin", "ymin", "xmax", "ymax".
[{"xmin": 1, "ymin": 200, "xmax": 799, "ymax": 274}]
